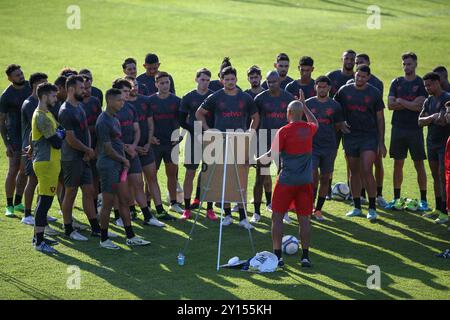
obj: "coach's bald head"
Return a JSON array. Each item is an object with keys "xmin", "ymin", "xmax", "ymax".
[{"xmin": 287, "ymin": 100, "xmax": 304, "ymax": 122}]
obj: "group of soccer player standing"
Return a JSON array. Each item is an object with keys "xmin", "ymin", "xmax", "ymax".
[{"xmin": 1, "ymin": 50, "xmax": 449, "ymax": 268}]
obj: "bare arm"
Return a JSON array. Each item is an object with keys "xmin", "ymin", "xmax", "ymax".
[
  {"xmin": 376, "ymin": 110, "xmax": 387, "ymax": 157},
  {"xmin": 388, "ymin": 96, "xmax": 404, "ymax": 110},
  {"xmin": 249, "ymin": 112, "xmax": 260, "ymax": 131},
  {"xmin": 0, "ymin": 112, "xmax": 9, "ymax": 147},
  {"xmin": 418, "ymin": 109, "xmax": 439, "ymax": 127},
  {"xmin": 65, "ymin": 130, "xmax": 92, "ymax": 153},
  {"xmin": 397, "ymin": 96, "xmax": 426, "ymax": 112},
  {"xmin": 195, "ymin": 107, "xmax": 210, "ymax": 131},
  {"xmin": 104, "ymin": 141, "xmax": 128, "ymax": 167},
  {"xmin": 302, "ymin": 103, "xmax": 319, "ymax": 127}
]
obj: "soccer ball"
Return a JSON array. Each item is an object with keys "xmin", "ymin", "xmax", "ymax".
[
  {"xmin": 282, "ymin": 235, "xmax": 299, "ymax": 255},
  {"xmin": 332, "ymin": 182, "xmax": 350, "ymax": 200}
]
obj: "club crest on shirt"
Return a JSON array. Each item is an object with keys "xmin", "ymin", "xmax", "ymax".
[
  {"xmin": 239, "ymin": 100, "xmax": 245, "ymax": 109},
  {"xmin": 280, "ymin": 101, "xmax": 287, "ymax": 109},
  {"xmin": 325, "ymin": 108, "xmax": 334, "ymax": 116},
  {"xmin": 364, "ymin": 96, "xmax": 371, "ymax": 104},
  {"xmin": 412, "ymin": 85, "xmax": 419, "ymax": 92}
]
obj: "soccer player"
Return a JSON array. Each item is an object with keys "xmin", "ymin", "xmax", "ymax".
[
  {"xmin": 209, "ymin": 57, "xmax": 231, "ymax": 92},
  {"xmin": 79, "ymin": 69, "xmax": 103, "ymax": 105},
  {"xmin": 122, "ymin": 57, "xmax": 149, "ymax": 95},
  {"xmin": 196, "ymin": 66, "xmax": 260, "ymax": 230},
  {"xmin": 53, "ymin": 75, "xmax": 67, "ymax": 119},
  {"xmin": 147, "ymin": 71, "xmax": 183, "ymax": 215},
  {"xmin": 257, "ymin": 100, "xmax": 318, "ymax": 267},
  {"xmin": 80, "ymin": 73, "xmax": 102, "ymax": 218},
  {"xmin": 334, "ymin": 65, "xmax": 386, "ymax": 221},
  {"xmin": 137, "ymin": 53, "xmax": 175, "ymax": 96},
  {"xmin": 327, "ymin": 50, "xmax": 356, "ymax": 97},
  {"xmin": 347, "ymin": 53, "xmax": 386, "ymax": 207},
  {"xmin": 433, "ymin": 66, "xmax": 450, "ymax": 93},
  {"xmin": 179, "ymin": 68, "xmax": 217, "ymax": 220},
  {"xmin": 418, "ymin": 72, "xmax": 450, "ymax": 225},
  {"xmin": 58, "ymin": 75, "xmax": 103, "ymax": 240},
  {"xmin": 444, "ymin": 101, "xmax": 450, "ymax": 232},
  {"xmin": 113, "ymin": 78, "xmax": 165, "ymax": 227},
  {"xmin": 252, "ymin": 70, "xmax": 294, "ymax": 224},
  {"xmin": 0, "ymin": 64, "xmax": 30, "ymax": 217},
  {"xmin": 96, "ymin": 88, "xmax": 150, "ymax": 249},
  {"xmin": 125, "ymin": 76, "xmax": 174, "ymax": 222},
  {"xmin": 262, "ymin": 53, "xmax": 293, "ymax": 90},
  {"xmin": 21, "ymin": 72, "xmax": 48, "ymax": 226},
  {"xmin": 306, "ymin": 76, "xmax": 346, "ymax": 221},
  {"xmin": 285, "ymin": 56, "xmax": 316, "ymax": 100},
  {"xmin": 31, "ymin": 83, "xmax": 64, "ymax": 253},
  {"xmin": 244, "ymin": 65, "xmax": 264, "ymax": 99},
  {"xmin": 387, "ymin": 52, "xmax": 429, "ymax": 211}
]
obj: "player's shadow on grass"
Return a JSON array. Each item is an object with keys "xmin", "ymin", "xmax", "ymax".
[
  {"xmin": 0, "ymin": 270, "xmax": 62, "ymax": 300},
  {"xmin": 311, "ymin": 212, "xmax": 448, "ymax": 293}
]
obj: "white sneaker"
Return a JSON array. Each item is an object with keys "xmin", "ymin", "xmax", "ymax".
[
  {"xmin": 283, "ymin": 212, "xmax": 292, "ymax": 224},
  {"xmin": 238, "ymin": 219, "xmax": 254, "ymax": 230},
  {"xmin": 231, "ymin": 204, "xmax": 239, "ymax": 212},
  {"xmin": 44, "ymin": 225, "xmax": 60, "ymax": 236},
  {"xmin": 144, "ymin": 217, "xmax": 166, "ymax": 228},
  {"xmin": 250, "ymin": 213, "xmax": 261, "ymax": 223},
  {"xmin": 107, "ymin": 231, "xmax": 119, "ymax": 238},
  {"xmin": 222, "ymin": 215, "xmax": 233, "ymax": 226},
  {"xmin": 266, "ymin": 203, "xmax": 272, "ymax": 213},
  {"xmin": 69, "ymin": 230, "xmax": 88, "ymax": 241},
  {"xmin": 169, "ymin": 203, "xmax": 183, "ymax": 214},
  {"xmin": 21, "ymin": 215, "xmax": 35, "ymax": 226},
  {"xmin": 100, "ymin": 239, "xmax": 120, "ymax": 250},
  {"xmin": 376, "ymin": 196, "xmax": 388, "ymax": 208},
  {"xmin": 176, "ymin": 182, "xmax": 183, "ymax": 193},
  {"xmin": 58, "ymin": 210, "xmax": 63, "ymax": 216},
  {"xmin": 126, "ymin": 236, "xmax": 150, "ymax": 246},
  {"xmin": 47, "ymin": 215, "xmax": 57, "ymax": 222},
  {"xmin": 115, "ymin": 218, "xmax": 124, "ymax": 227},
  {"xmin": 72, "ymin": 219, "xmax": 88, "ymax": 231}
]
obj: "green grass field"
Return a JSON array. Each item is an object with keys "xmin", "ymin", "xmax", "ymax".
[{"xmin": 0, "ymin": 0, "xmax": 449, "ymax": 300}]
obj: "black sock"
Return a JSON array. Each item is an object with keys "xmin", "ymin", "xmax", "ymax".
[
  {"xmin": 238, "ymin": 208, "xmax": 246, "ymax": 221},
  {"xmin": 184, "ymin": 198, "xmax": 191, "ymax": 210},
  {"xmin": 14, "ymin": 194, "xmax": 22, "ymax": 206},
  {"xmin": 124, "ymin": 225, "xmax": 135, "ymax": 239},
  {"xmin": 420, "ymin": 190, "xmax": 427, "ymax": 202},
  {"xmin": 441, "ymin": 201, "xmax": 447, "ymax": 214},
  {"xmin": 170, "ymin": 200, "xmax": 177, "ymax": 206},
  {"xmin": 361, "ymin": 188, "xmax": 366, "ymax": 198},
  {"xmin": 7, "ymin": 197, "xmax": 13, "ymax": 207},
  {"xmin": 147, "ymin": 201, "xmax": 151, "ymax": 208},
  {"xmin": 64, "ymin": 223, "xmax": 74, "ymax": 236},
  {"xmin": 88, "ymin": 218, "xmax": 101, "ymax": 233},
  {"xmin": 316, "ymin": 197, "xmax": 326, "ymax": 211},
  {"xmin": 114, "ymin": 209, "xmax": 120, "ymax": 220},
  {"xmin": 265, "ymin": 192, "xmax": 272, "ymax": 205},
  {"xmin": 224, "ymin": 207, "xmax": 231, "ymax": 216},
  {"xmin": 254, "ymin": 202, "xmax": 261, "ymax": 215},
  {"xmin": 129, "ymin": 205, "xmax": 136, "ymax": 213},
  {"xmin": 141, "ymin": 207, "xmax": 152, "ymax": 220},
  {"xmin": 394, "ymin": 188, "xmax": 401, "ymax": 199},
  {"xmin": 377, "ymin": 187, "xmax": 383, "ymax": 197},
  {"xmin": 313, "ymin": 188, "xmax": 318, "ymax": 201},
  {"xmin": 274, "ymin": 249, "xmax": 282, "ymax": 260},
  {"xmin": 207, "ymin": 202, "xmax": 213, "ymax": 210},
  {"xmin": 36, "ymin": 231, "xmax": 45, "ymax": 246},
  {"xmin": 354, "ymin": 197, "xmax": 362, "ymax": 210},
  {"xmin": 301, "ymin": 248, "xmax": 309, "ymax": 260},
  {"xmin": 100, "ymin": 228, "xmax": 108, "ymax": 242},
  {"xmin": 156, "ymin": 205, "xmax": 164, "ymax": 214},
  {"xmin": 24, "ymin": 209, "xmax": 32, "ymax": 217},
  {"xmin": 369, "ymin": 197, "xmax": 376, "ymax": 210},
  {"xmin": 436, "ymin": 197, "xmax": 442, "ymax": 211}
]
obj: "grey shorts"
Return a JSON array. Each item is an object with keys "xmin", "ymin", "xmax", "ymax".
[
  {"xmin": 154, "ymin": 144, "xmax": 178, "ymax": 170},
  {"xmin": 427, "ymin": 143, "xmax": 445, "ymax": 163},
  {"xmin": 23, "ymin": 156, "xmax": 36, "ymax": 177},
  {"xmin": 97, "ymin": 163, "xmax": 121, "ymax": 194},
  {"xmin": 139, "ymin": 148, "xmax": 155, "ymax": 167},
  {"xmin": 127, "ymin": 154, "xmax": 142, "ymax": 174},
  {"xmin": 312, "ymin": 149, "xmax": 337, "ymax": 174},
  {"xmin": 62, "ymin": 160, "xmax": 93, "ymax": 187},
  {"xmin": 389, "ymin": 127, "xmax": 426, "ymax": 161}
]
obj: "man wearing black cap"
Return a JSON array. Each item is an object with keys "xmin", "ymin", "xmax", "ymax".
[{"xmin": 137, "ymin": 53, "xmax": 175, "ymax": 96}]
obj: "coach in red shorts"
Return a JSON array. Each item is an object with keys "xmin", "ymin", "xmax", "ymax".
[{"xmin": 258, "ymin": 98, "xmax": 318, "ymax": 267}]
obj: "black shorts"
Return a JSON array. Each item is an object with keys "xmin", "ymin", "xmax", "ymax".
[
  {"xmin": 184, "ymin": 133, "xmax": 202, "ymax": 170},
  {"xmin": 127, "ymin": 154, "xmax": 142, "ymax": 174},
  {"xmin": 138, "ymin": 148, "xmax": 155, "ymax": 167},
  {"xmin": 62, "ymin": 160, "xmax": 93, "ymax": 187},
  {"xmin": 343, "ymin": 133, "xmax": 378, "ymax": 158},
  {"xmin": 389, "ymin": 127, "xmax": 426, "ymax": 161},
  {"xmin": 97, "ymin": 162, "xmax": 121, "ymax": 194},
  {"xmin": 22, "ymin": 156, "xmax": 36, "ymax": 177},
  {"xmin": 154, "ymin": 144, "xmax": 178, "ymax": 170},
  {"xmin": 312, "ymin": 149, "xmax": 337, "ymax": 174},
  {"xmin": 89, "ymin": 159, "xmax": 99, "ymax": 178}
]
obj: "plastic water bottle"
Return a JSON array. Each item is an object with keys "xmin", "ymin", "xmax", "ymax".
[{"xmin": 177, "ymin": 253, "xmax": 185, "ymax": 266}]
